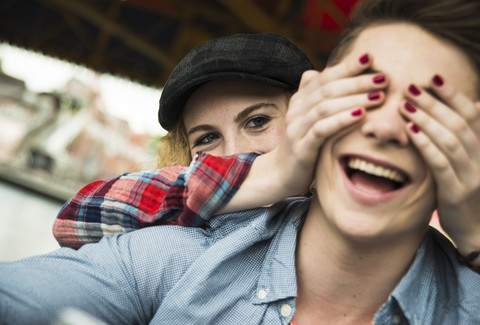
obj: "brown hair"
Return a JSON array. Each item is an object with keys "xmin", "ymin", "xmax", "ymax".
[{"xmin": 328, "ymin": 0, "xmax": 480, "ymax": 93}]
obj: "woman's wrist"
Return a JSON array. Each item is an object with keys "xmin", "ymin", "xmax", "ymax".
[
  {"xmin": 449, "ymin": 222, "xmax": 480, "ymax": 269},
  {"xmin": 457, "ymin": 245, "xmax": 480, "ymax": 272},
  {"xmin": 220, "ymin": 150, "xmax": 306, "ymax": 214},
  {"xmin": 461, "ymin": 250, "xmax": 480, "ymax": 267}
]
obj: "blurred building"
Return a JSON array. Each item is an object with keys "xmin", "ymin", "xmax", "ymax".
[{"xmin": 0, "ymin": 69, "xmax": 155, "ymax": 202}]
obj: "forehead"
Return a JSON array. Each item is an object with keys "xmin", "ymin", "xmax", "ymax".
[
  {"xmin": 183, "ymin": 79, "xmax": 287, "ymax": 127},
  {"xmin": 345, "ymin": 23, "xmax": 478, "ymax": 99}
]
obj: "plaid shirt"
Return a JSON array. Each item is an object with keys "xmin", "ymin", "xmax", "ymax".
[{"xmin": 53, "ymin": 152, "xmax": 258, "ymax": 248}]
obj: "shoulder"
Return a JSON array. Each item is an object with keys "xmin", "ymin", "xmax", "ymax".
[
  {"xmin": 108, "ymin": 225, "xmax": 210, "ymax": 268},
  {"xmin": 429, "ymin": 228, "xmax": 480, "ymax": 312},
  {"xmin": 113, "ymin": 196, "xmax": 309, "ymax": 265},
  {"xmin": 206, "ymin": 196, "xmax": 309, "ymax": 238},
  {"xmin": 395, "ymin": 228, "xmax": 480, "ymax": 323}
]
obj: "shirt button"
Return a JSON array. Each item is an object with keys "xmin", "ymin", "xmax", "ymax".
[
  {"xmin": 392, "ymin": 315, "xmax": 401, "ymax": 324},
  {"xmin": 257, "ymin": 289, "xmax": 268, "ymax": 300},
  {"xmin": 280, "ymin": 304, "xmax": 292, "ymax": 317}
]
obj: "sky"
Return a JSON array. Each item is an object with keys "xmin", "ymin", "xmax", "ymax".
[{"xmin": 0, "ymin": 43, "xmax": 164, "ymax": 135}]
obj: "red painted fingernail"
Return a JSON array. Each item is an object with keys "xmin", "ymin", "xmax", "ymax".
[
  {"xmin": 411, "ymin": 124, "xmax": 420, "ymax": 133},
  {"xmin": 351, "ymin": 108, "xmax": 363, "ymax": 116},
  {"xmin": 405, "ymin": 102, "xmax": 416, "ymax": 113},
  {"xmin": 359, "ymin": 54, "xmax": 369, "ymax": 64},
  {"xmin": 368, "ymin": 91, "xmax": 381, "ymax": 100},
  {"xmin": 409, "ymin": 84, "xmax": 421, "ymax": 96},
  {"xmin": 373, "ymin": 75, "xmax": 385, "ymax": 84},
  {"xmin": 433, "ymin": 74, "xmax": 444, "ymax": 86}
]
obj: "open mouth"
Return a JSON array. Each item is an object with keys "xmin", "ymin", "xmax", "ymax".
[{"xmin": 342, "ymin": 156, "xmax": 410, "ymax": 193}]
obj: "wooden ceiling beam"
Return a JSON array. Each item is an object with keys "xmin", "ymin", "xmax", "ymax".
[
  {"xmin": 217, "ymin": 0, "xmax": 323, "ymax": 68},
  {"xmin": 217, "ymin": 0, "xmax": 284, "ymax": 33},
  {"xmin": 126, "ymin": 0, "xmax": 240, "ymax": 28},
  {"xmin": 273, "ymin": 0, "xmax": 293, "ymax": 20},
  {"xmin": 61, "ymin": 10, "xmax": 93, "ymax": 46},
  {"xmin": 91, "ymin": 2, "xmax": 122, "ymax": 67},
  {"xmin": 0, "ymin": 0, "xmax": 20, "ymax": 12},
  {"xmin": 29, "ymin": 5, "xmax": 71, "ymax": 50},
  {"xmin": 38, "ymin": 0, "xmax": 176, "ymax": 71}
]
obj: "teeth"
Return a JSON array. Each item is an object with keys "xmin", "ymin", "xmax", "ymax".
[{"xmin": 348, "ymin": 158, "xmax": 406, "ymax": 183}]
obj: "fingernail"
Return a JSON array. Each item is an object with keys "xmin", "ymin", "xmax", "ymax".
[
  {"xmin": 411, "ymin": 124, "xmax": 420, "ymax": 133},
  {"xmin": 433, "ymin": 74, "xmax": 444, "ymax": 86},
  {"xmin": 368, "ymin": 91, "xmax": 381, "ymax": 100},
  {"xmin": 351, "ymin": 108, "xmax": 363, "ymax": 116},
  {"xmin": 359, "ymin": 54, "xmax": 369, "ymax": 64},
  {"xmin": 405, "ymin": 102, "xmax": 416, "ymax": 113},
  {"xmin": 409, "ymin": 84, "xmax": 421, "ymax": 96},
  {"xmin": 373, "ymin": 75, "xmax": 385, "ymax": 84}
]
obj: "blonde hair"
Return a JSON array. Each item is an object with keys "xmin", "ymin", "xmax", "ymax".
[{"xmin": 155, "ymin": 119, "xmax": 191, "ymax": 168}]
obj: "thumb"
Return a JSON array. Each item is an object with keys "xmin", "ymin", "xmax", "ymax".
[{"xmin": 299, "ymin": 70, "xmax": 320, "ymax": 89}]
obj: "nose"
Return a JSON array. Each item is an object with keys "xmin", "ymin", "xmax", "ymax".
[
  {"xmin": 361, "ymin": 99, "xmax": 409, "ymax": 146},
  {"xmin": 223, "ymin": 137, "xmax": 259, "ymax": 156},
  {"xmin": 223, "ymin": 129, "xmax": 274, "ymax": 156}
]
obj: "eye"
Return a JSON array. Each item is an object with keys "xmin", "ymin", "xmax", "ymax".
[
  {"xmin": 245, "ymin": 116, "xmax": 271, "ymax": 129},
  {"xmin": 193, "ymin": 133, "xmax": 220, "ymax": 147}
]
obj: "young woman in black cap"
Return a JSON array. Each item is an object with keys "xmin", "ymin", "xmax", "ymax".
[
  {"xmin": 155, "ymin": 32, "xmax": 314, "ymax": 168},
  {"xmin": 54, "ymin": 32, "xmax": 384, "ymax": 247}
]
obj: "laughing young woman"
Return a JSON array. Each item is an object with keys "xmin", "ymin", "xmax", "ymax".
[{"xmin": 2, "ymin": 0, "xmax": 480, "ymax": 324}]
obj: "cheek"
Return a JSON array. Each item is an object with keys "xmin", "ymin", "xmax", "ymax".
[
  {"xmin": 271, "ymin": 123, "xmax": 285, "ymax": 143},
  {"xmin": 251, "ymin": 137, "xmax": 279, "ymax": 154},
  {"xmin": 259, "ymin": 123, "xmax": 284, "ymax": 152},
  {"xmin": 414, "ymin": 173, "xmax": 436, "ymax": 217}
]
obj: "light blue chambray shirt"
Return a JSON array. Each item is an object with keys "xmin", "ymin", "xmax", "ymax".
[{"xmin": 1, "ymin": 197, "xmax": 480, "ymax": 325}]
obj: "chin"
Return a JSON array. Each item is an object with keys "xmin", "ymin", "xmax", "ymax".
[
  {"xmin": 333, "ymin": 211, "xmax": 390, "ymax": 242},
  {"xmin": 320, "ymin": 198, "xmax": 431, "ymax": 246}
]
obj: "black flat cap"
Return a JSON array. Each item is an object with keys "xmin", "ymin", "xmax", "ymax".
[{"xmin": 158, "ymin": 33, "xmax": 314, "ymax": 131}]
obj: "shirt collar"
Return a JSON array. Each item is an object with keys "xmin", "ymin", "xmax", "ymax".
[{"xmin": 387, "ymin": 228, "xmax": 453, "ymax": 324}]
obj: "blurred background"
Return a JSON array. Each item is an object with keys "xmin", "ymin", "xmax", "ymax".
[{"xmin": 0, "ymin": 0, "xmax": 359, "ymax": 260}]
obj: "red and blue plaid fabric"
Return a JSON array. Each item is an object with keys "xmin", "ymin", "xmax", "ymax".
[{"xmin": 53, "ymin": 152, "xmax": 258, "ymax": 248}]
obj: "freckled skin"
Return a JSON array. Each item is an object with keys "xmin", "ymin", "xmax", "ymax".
[{"xmin": 183, "ymin": 79, "xmax": 288, "ymax": 157}]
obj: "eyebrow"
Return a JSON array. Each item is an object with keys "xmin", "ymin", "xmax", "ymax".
[
  {"xmin": 233, "ymin": 102, "xmax": 279, "ymax": 124},
  {"xmin": 187, "ymin": 124, "xmax": 216, "ymax": 137},
  {"xmin": 187, "ymin": 102, "xmax": 280, "ymax": 137}
]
